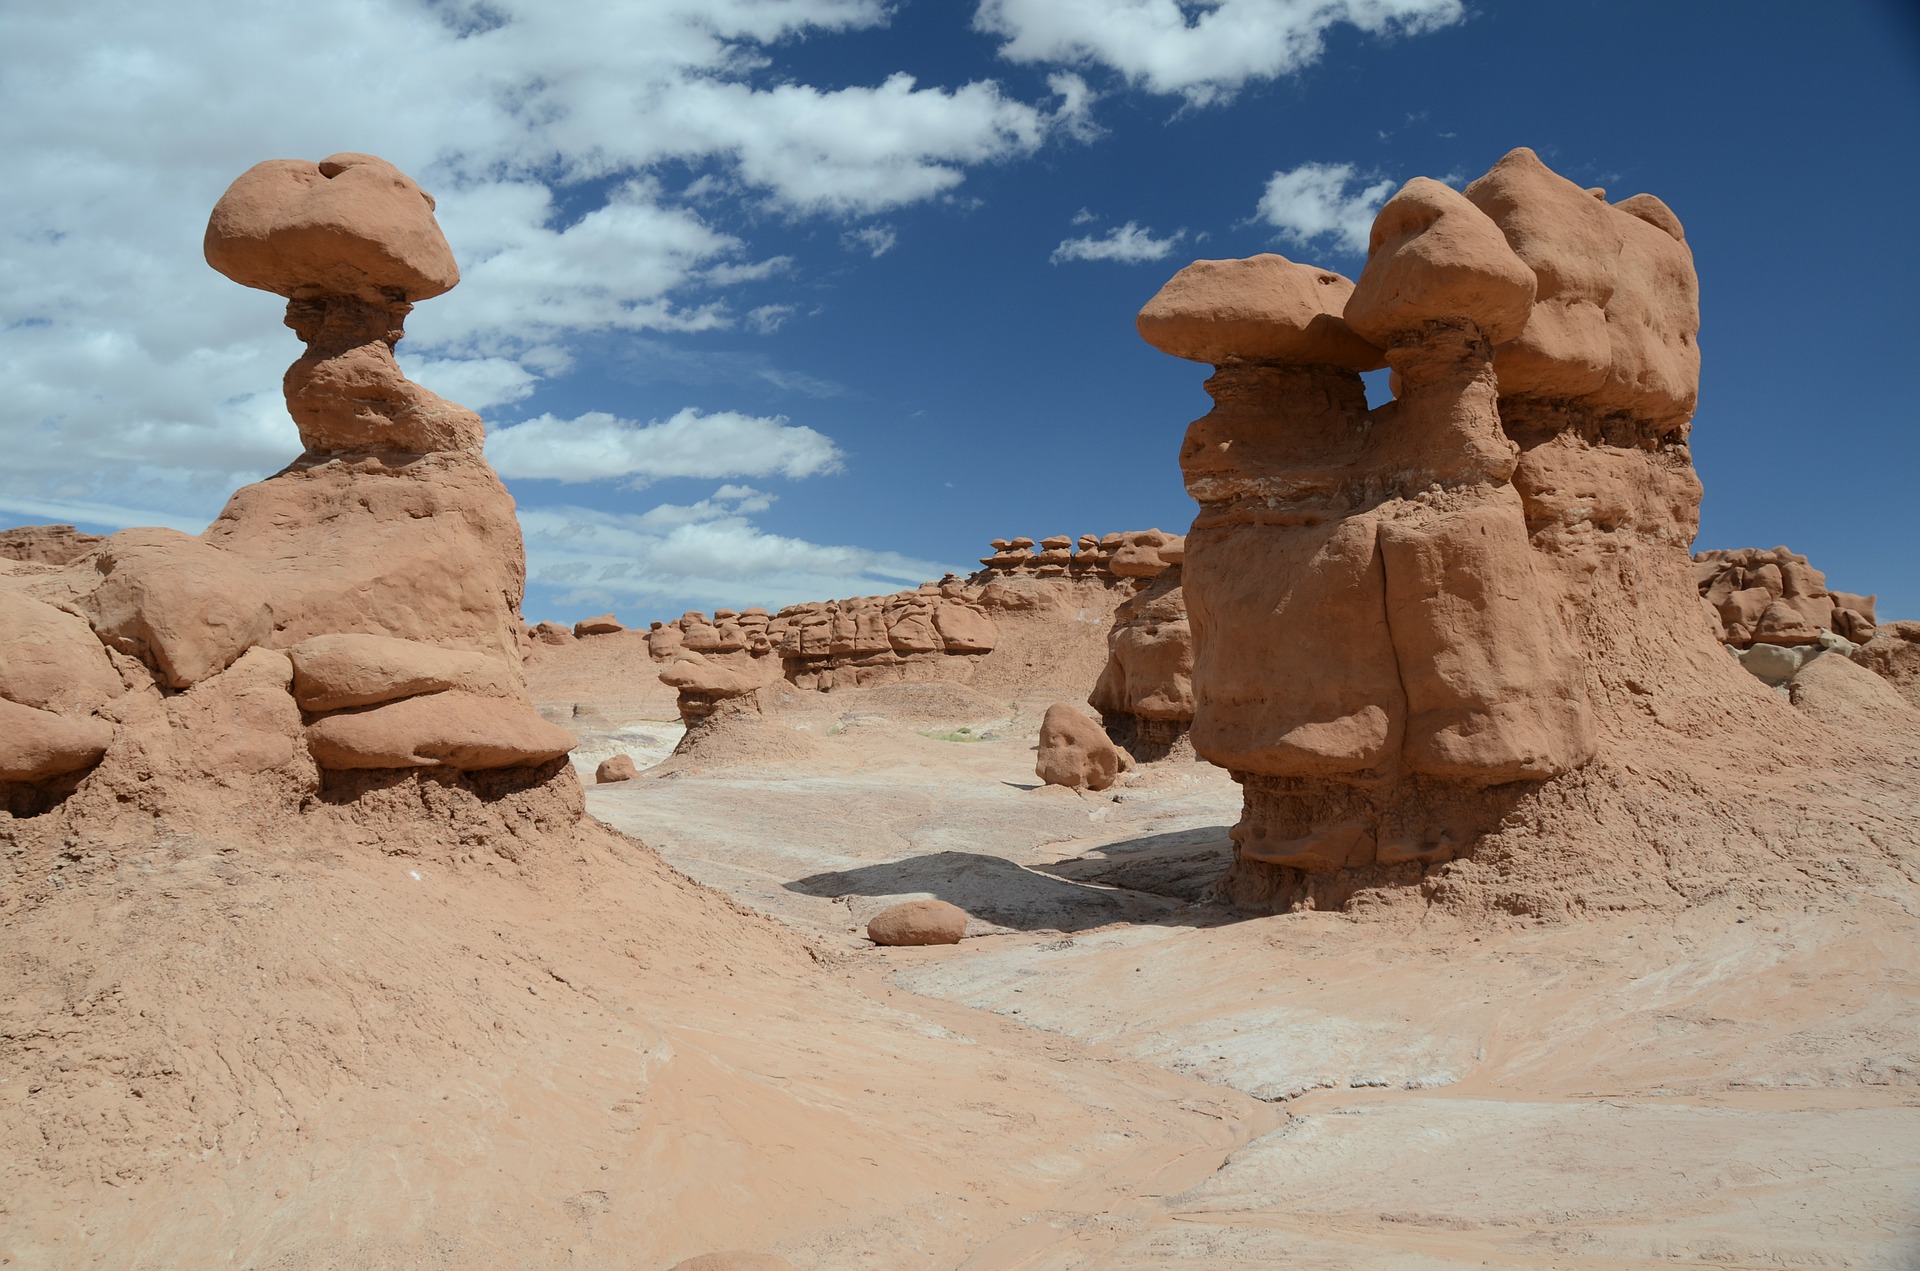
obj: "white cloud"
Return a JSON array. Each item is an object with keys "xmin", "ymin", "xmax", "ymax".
[
  {"xmin": 1051, "ymin": 221, "xmax": 1186, "ymax": 264},
  {"xmin": 518, "ymin": 502, "xmax": 957, "ymax": 613},
  {"xmin": 1255, "ymin": 161, "xmax": 1395, "ymax": 254},
  {"xmin": 976, "ymin": 0, "xmax": 1464, "ymax": 105},
  {"xmin": 1071, "ymin": 207, "xmax": 1099, "ymax": 225},
  {"xmin": 841, "ymin": 225, "xmax": 900, "ymax": 257},
  {"xmin": 485, "ymin": 408, "xmax": 845, "ymax": 484},
  {"xmin": 0, "ymin": 0, "xmax": 1084, "ymax": 525},
  {"xmin": 1047, "ymin": 71, "xmax": 1104, "ymax": 141},
  {"xmin": 747, "ymin": 305, "xmax": 798, "ymax": 334}
]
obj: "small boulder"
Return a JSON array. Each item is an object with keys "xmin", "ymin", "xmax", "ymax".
[
  {"xmin": 573, "ymin": 613, "xmax": 624, "ymax": 637},
  {"xmin": 595, "ymin": 754, "xmax": 638, "ymax": 783},
  {"xmin": 0, "ymin": 697, "xmax": 113, "ymax": 782},
  {"xmin": 1036, "ymin": 702, "xmax": 1128, "ymax": 791},
  {"xmin": 79, "ymin": 528, "xmax": 273, "ymax": 689},
  {"xmin": 0, "ymin": 591, "xmax": 123, "ymax": 714},
  {"xmin": 306, "ymin": 691, "xmax": 576, "ymax": 771},
  {"xmin": 867, "ymin": 899, "xmax": 968, "ymax": 947},
  {"xmin": 531, "ymin": 621, "xmax": 573, "ymax": 646}
]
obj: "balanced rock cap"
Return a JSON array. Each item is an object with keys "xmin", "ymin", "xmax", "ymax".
[
  {"xmin": 205, "ymin": 152, "xmax": 459, "ymax": 302},
  {"xmin": 1343, "ymin": 177, "xmax": 1536, "ymax": 348},
  {"xmin": 1138, "ymin": 254, "xmax": 1386, "ymax": 371}
]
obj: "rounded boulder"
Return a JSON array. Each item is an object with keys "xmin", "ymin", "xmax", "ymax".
[{"xmin": 867, "ymin": 899, "xmax": 968, "ymax": 947}]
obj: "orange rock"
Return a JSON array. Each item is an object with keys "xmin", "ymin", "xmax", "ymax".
[
  {"xmin": 288, "ymin": 633, "xmax": 510, "ymax": 712},
  {"xmin": 0, "ymin": 524, "xmax": 103, "ymax": 565},
  {"xmin": 573, "ymin": 614, "xmax": 623, "ymax": 637},
  {"xmin": 1465, "ymin": 147, "xmax": 1700, "ymax": 434},
  {"xmin": 0, "ymin": 591, "xmax": 123, "ymax": 714},
  {"xmin": 866, "ymin": 899, "xmax": 968, "ymax": 947},
  {"xmin": 1344, "ymin": 177, "xmax": 1535, "ymax": 349},
  {"xmin": 204, "ymin": 153, "xmax": 458, "ymax": 303},
  {"xmin": 595, "ymin": 754, "xmax": 638, "ymax": 783},
  {"xmin": 305, "ymin": 690, "xmax": 576, "ymax": 771},
  {"xmin": 1036, "ymin": 703, "xmax": 1128, "ymax": 792},
  {"xmin": 0, "ymin": 697, "xmax": 112, "ymax": 782},
  {"xmin": 78, "ymin": 528, "xmax": 272, "ymax": 689},
  {"xmin": 1137, "ymin": 253, "xmax": 1384, "ymax": 370}
]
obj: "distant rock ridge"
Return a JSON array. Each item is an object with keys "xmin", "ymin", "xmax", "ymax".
[{"xmin": 541, "ymin": 531, "xmax": 1185, "ymax": 727}]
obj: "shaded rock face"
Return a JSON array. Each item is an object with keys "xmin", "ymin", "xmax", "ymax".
[
  {"xmin": 1089, "ymin": 565, "xmax": 1194, "ymax": 762},
  {"xmin": 0, "ymin": 152, "xmax": 575, "ymax": 827},
  {"xmin": 1142, "ymin": 146, "xmax": 1726, "ymax": 903}
]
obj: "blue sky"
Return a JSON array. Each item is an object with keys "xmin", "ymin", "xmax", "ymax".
[{"xmin": 4, "ymin": 1, "xmax": 1917, "ymax": 623}]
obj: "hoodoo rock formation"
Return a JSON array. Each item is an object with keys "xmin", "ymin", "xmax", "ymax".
[
  {"xmin": 1089, "ymin": 564, "xmax": 1195, "ymax": 761},
  {"xmin": 0, "ymin": 151, "xmax": 573, "ymax": 824},
  {"xmin": 1139, "ymin": 146, "xmax": 1836, "ymax": 905},
  {"xmin": 1694, "ymin": 547, "xmax": 1876, "ymax": 646}
]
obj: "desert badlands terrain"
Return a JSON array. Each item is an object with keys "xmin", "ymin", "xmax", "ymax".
[{"xmin": 2, "ymin": 148, "xmax": 1918, "ymax": 1270}]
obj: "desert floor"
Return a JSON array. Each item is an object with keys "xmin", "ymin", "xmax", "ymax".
[{"xmin": 548, "ymin": 672, "xmax": 1920, "ymax": 1271}]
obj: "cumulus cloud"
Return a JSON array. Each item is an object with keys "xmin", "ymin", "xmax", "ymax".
[
  {"xmin": 517, "ymin": 501, "xmax": 957, "ymax": 614},
  {"xmin": 977, "ymin": 0, "xmax": 1464, "ymax": 105},
  {"xmin": 1051, "ymin": 221, "xmax": 1186, "ymax": 264},
  {"xmin": 0, "ymin": 0, "xmax": 1082, "ymax": 524},
  {"xmin": 485, "ymin": 408, "xmax": 845, "ymax": 484},
  {"xmin": 1255, "ymin": 161, "xmax": 1396, "ymax": 254}
]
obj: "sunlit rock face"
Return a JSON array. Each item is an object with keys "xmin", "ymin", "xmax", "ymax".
[{"xmin": 1140, "ymin": 147, "xmax": 1719, "ymax": 907}]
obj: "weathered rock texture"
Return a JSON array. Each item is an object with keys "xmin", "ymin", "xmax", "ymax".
[
  {"xmin": 1140, "ymin": 146, "xmax": 1832, "ymax": 908},
  {"xmin": 0, "ymin": 152, "xmax": 574, "ymax": 822},
  {"xmin": 1036, "ymin": 702, "xmax": 1131, "ymax": 792},
  {"xmin": 1693, "ymin": 547, "xmax": 1876, "ymax": 646},
  {"xmin": 1089, "ymin": 565, "xmax": 1195, "ymax": 761},
  {"xmin": 622, "ymin": 532, "xmax": 1186, "ymax": 723},
  {"xmin": 0, "ymin": 523, "xmax": 104, "ymax": 565},
  {"xmin": 866, "ymin": 898, "xmax": 969, "ymax": 947}
]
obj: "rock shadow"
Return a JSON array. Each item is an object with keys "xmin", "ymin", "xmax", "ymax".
[{"xmin": 786, "ymin": 834, "xmax": 1242, "ymax": 933}]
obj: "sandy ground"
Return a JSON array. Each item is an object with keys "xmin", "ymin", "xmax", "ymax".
[{"xmin": 571, "ymin": 680, "xmax": 1920, "ymax": 1270}]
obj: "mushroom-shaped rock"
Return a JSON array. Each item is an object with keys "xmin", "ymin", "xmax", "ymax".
[
  {"xmin": 1138, "ymin": 253, "xmax": 1385, "ymax": 370},
  {"xmin": 1036, "ymin": 702, "xmax": 1129, "ymax": 792},
  {"xmin": 0, "ymin": 698, "xmax": 113, "ymax": 783},
  {"xmin": 204, "ymin": 153, "xmax": 458, "ymax": 303},
  {"xmin": 305, "ymin": 691, "xmax": 575, "ymax": 770},
  {"xmin": 1344, "ymin": 177, "xmax": 1536, "ymax": 348},
  {"xmin": 79, "ymin": 528, "xmax": 273, "ymax": 690},
  {"xmin": 0, "ymin": 591, "xmax": 123, "ymax": 714},
  {"xmin": 573, "ymin": 614, "xmax": 623, "ymax": 637},
  {"xmin": 1109, "ymin": 529, "xmax": 1176, "ymax": 579},
  {"xmin": 867, "ymin": 899, "xmax": 968, "ymax": 947},
  {"xmin": 659, "ymin": 653, "xmax": 761, "ymax": 700},
  {"xmin": 288, "ymin": 633, "xmax": 511, "ymax": 712},
  {"xmin": 595, "ymin": 753, "xmax": 638, "ymax": 783}
]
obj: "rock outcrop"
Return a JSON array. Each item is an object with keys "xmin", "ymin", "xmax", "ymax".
[
  {"xmin": 1035, "ymin": 702, "xmax": 1130, "ymax": 792},
  {"xmin": 1140, "ymin": 146, "xmax": 1792, "ymax": 906},
  {"xmin": 1694, "ymin": 547, "xmax": 1875, "ymax": 645},
  {"xmin": 1089, "ymin": 565, "xmax": 1194, "ymax": 761},
  {"xmin": 866, "ymin": 898, "xmax": 969, "ymax": 946},
  {"xmin": 0, "ymin": 151, "xmax": 574, "ymax": 821},
  {"xmin": 0, "ymin": 523, "xmax": 104, "ymax": 565}
]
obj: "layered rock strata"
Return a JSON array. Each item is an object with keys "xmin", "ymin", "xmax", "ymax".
[
  {"xmin": 0, "ymin": 152, "xmax": 574, "ymax": 823},
  {"xmin": 1141, "ymin": 147, "xmax": 1768, "ymax": 903}
]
